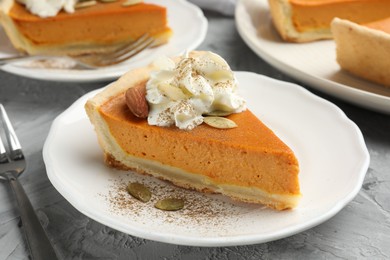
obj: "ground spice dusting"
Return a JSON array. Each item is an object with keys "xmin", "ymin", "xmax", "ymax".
[
  {"xmin": 98, "ymin": 173, "xmax": 250, "ymax": 228},
  {"xmin": 24, "ymin": 58, "xmax": 77, "ymax": 69}
]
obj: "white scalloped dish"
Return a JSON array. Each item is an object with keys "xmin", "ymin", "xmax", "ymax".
[{"xmin": 43, "ymin": 72, "xmax": 369, "ymax": 246}]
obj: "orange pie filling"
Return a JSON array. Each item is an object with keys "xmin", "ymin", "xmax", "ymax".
[
  {"xmin": 100, "ymin": 93, "xmax": 300, "ymax": 196},
  {"xmin": 290, "ymin": 0, "xmax": 390, "ymax": 33}
]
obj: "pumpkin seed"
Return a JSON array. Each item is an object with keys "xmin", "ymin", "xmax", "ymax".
[
  {"xmin": 75, "ymin": 0, "xmax": 97, "ymax": 9},
  {"xmin": 203, "ymin": 116, "xmax": 237, "ymax": 129},
  {"xmin": 122, "ymin": 0, "xmax": 142, "ymax": 6},
  {"xmin": 99, "ymin": 0, "xmax": 117, "ymax": 2},
  {"xmin": 127, "ymin": 182, "xmax": 151, "ymax": 202},
  {"xmin": 154, "ymin": 198, "xmax": 184, "ymax": 211},
  {"xmin": 204, "ymin": 110, "xmax": 232, "ymax": 117},
  {"xmin": 159, "ymin": 83, "xmax": 187, "ymax": 101},
  {"xmin": 207, "ymin": 70, "xmax": 233, "ymax": 82}
]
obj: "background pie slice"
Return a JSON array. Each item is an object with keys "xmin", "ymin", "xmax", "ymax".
[
  {"xmin": 268, "ymin": 0, "xmax": 390, "ymax": 42},
  {"xmin": 0, "ymin": 0, "xmax": 172, "ymax": 55},
  {"xmin": 332, "ymin": 17, "xmax": 390, "ymax": 87}
]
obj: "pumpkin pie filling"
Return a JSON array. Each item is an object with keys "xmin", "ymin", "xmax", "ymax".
[
  {"xmin": 99, "ymin": 93, "xmax": 300, "ymax": 196},
  {"xmin": 290, "ymin": 0, "xmax": 390, "ymax": 32}
]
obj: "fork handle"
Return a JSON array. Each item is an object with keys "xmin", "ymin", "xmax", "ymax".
[{"xmin": 5, "ymin": 172, "xmax": 59, "ymax": 260}]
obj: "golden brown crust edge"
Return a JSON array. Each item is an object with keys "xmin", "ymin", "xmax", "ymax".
[
  {"xmin": 331, "ymin": 18, "xmax": 390, "ymax": 88},
  {"xmin": 105, "ymin": 153, "xmax": 216, "ymax": 194},
  {"xmin": 267, "ymin": 0, "xmax": 332, "ymax": 43},
  {"xmin": 104, "ymin": 152, "xmax": 299, "ymax": 210}
]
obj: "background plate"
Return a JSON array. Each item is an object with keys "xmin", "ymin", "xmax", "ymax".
[
  {"xmin": 235, "ymin": 0, "xmax": 390, "ymax": 114},
  {"xmin": 43, "ymin": 72, "xmax": 369, "ymax": 246},
  {"xmin": 0, "ymin": 0, "xmax": 207, "ymax": 82}
]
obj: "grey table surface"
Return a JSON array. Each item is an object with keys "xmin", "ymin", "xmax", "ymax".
[{"xmin": 0, "ymin": 10, "xmax": 390, "ymax": 260}]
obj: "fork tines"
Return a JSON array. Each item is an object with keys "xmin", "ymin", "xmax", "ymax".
[
  {"xmin": 0, "ymin": 128, "xmax": 7, "ymax": 164},
  {"xmin": 73, "ymin": 34, "xmax": 156, "ymax": 67},
  {"xmin": 0, "ymin": 104, "xmax": 24, "ymax": 162}
]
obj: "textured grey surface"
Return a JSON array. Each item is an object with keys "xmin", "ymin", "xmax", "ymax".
[{"xmin": 0, "ymin": 11, "xmax": 390, "ymax": 260}]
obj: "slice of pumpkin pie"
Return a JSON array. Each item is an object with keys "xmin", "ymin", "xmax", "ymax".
[
  {"xmin": 0, "ymin": 0, "xmax": 172, "ymax": 55},
  {"xmin": 268, "ymin": 0, "xmax": 390, "ymax": 42},
  {"xmin": 85, "ymin": 51, "xmax": 300, "ymax": 210}
]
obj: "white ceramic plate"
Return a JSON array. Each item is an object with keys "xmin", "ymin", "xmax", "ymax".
[
  {"xmin": 43, "ymin": 72, "xmax": 369, "ymax": 246},
  {"xmin": 235, "ymin": 0, "xmax": 390, "ymax": 114},
  {"xmin": 0, "ymin": 0, "xmax": 207, "ymax": 82}
]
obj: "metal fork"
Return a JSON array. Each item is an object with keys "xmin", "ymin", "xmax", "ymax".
[
  {"xmin": 0, "ymin": 34, "xmax": 155, "ymax": 69},
  {"xmin": 0, "ymin": 104, "xmax": 59, "ymax": 260}
]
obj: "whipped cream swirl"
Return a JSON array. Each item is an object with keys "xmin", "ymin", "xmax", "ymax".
[
  {"xmin": 146, "ymin": 52, "xmax": 246, "ymax": 130},
  {"xmin": 16, "ymin": 0, "xmax": 77, "ymax": 18}
]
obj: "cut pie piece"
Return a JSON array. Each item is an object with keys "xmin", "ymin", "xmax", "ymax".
[
  {"xmin": 0, "ymin": 0, "xmax": 172, "ymax": 55},
  {"xmin": 85, "ymin": 52, "xmax": 300, "ymax": 210},
  {"xmin": 268, "ymin": 0, "xmax": 390, "ymax": 42},
  {"xmin": 331, "ymin": 17, "xmax": 390, "ymax": 87}
]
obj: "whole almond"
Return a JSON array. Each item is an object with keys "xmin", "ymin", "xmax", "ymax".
[{"xmin": 125, "ymin": 83, "xmax": 149, "ymax": 118}]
